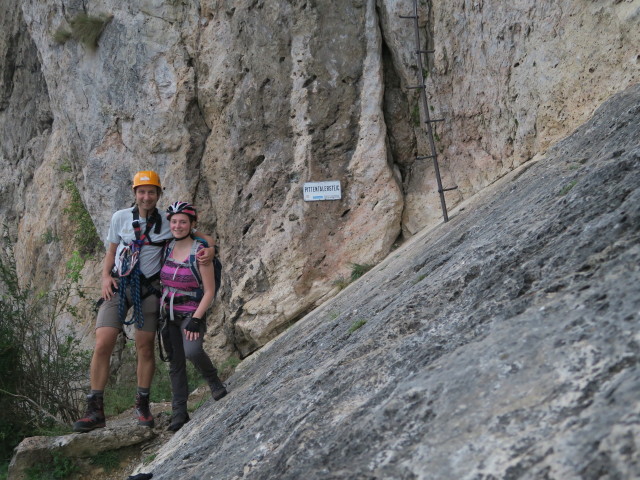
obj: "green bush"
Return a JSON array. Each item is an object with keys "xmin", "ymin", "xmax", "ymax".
[
  {"xmin": 70, "ymin": 13, "xmax": 112, "ymax": 49},
  {"xmin": 52, "ymin": 13, "xmax": 112, "ymax": 49},
  {"xmin": 0, "ymin": 230, "xmax": 91, "ymax": 462},
  {"xmin": 53, "ymin": 28, "xmax": 72, "ymax": 44},
  {"xmin": 411, "ymin": 102, "xmax": 421, "ymax": 127},
  {"xmin": 90, "ymin": 450, "xmax": 121, "ymax": 472},
  {"xmin": 61, "ymin": 179, "xmax": 101, "ymax": 258},
  {"xmin": 25, "ymin": 452, "xmax": 78, "ymax": 480}
]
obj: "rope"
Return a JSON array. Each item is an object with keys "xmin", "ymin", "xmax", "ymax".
[{"xmin": 118, "ymin": 241, "xmax": 145, "ymax": 329}]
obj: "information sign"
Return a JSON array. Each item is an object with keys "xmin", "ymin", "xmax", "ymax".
[{"xmin": 303, "ymin": 181, "xmax": 342, "ymax": 201}]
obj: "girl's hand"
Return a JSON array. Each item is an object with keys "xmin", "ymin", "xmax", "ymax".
[{"xmin": 184, "ymin": 316, "xmax": 202, "ymax": 341}]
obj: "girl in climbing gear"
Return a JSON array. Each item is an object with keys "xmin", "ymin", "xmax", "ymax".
[{"xmin": 160, "ymin": 201, "xmax": 227, "ymax": 432}]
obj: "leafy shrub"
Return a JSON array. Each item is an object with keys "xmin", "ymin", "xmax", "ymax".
[
  {"xmin": 90, "ymin": 450, "xmax": 121, "ymax": 472},
  {"xmin": 69, "ymin": 13, "xmax": 111, "ymax": 49},
  {"xmin": 52, "ymin": 13, "xmax": 112, "ymax": 49},
  {"xmin": 0, "ymin": 230, "xmax": 91, "ymax": 461},
  {"xmin": 25, "ymin": 452, "xmax": 78, "ymax": 480},
  {"xmin": 61, "ymin": 179, "xmax": 101, "ymax": 258},
  {"xmin": 53, "ymin": 28, "xmax": 72, "ymax": 44}
]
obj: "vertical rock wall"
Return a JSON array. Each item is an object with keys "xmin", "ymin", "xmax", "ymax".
[
  {"xmin": 196, "ymin": 0, "xmax": 402, "ymax": 353},
  {"xmin": 1, "ymin": 0, "xmax": 638, "ymax": 357}
]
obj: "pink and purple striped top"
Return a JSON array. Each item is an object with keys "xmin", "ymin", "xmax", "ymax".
[{"xmin": 160, "ymin": 243, "xmax": 204, "ymax": 314}]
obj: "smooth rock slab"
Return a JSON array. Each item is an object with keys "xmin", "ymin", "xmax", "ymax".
[{"xmin": 134, "ymin": 83, "xmax": 640, "ymax": 479}]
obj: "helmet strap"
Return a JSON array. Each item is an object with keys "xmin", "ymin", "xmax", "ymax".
[{"xmin": 173, "ymin": 233, "xmax": 193, "ymax": 241}]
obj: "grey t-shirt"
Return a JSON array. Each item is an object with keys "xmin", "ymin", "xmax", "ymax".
[{"xmin": 107, "ymin": 207, "xmax": 173, "ymax": 277}]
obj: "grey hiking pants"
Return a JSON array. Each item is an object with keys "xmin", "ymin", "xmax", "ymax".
[{"xmin": 167, "ymin": 314, "xmax": 220, "ymax": 415}]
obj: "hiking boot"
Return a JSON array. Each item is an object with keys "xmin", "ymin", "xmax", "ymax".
[
  {"xmin": 135, "ymin": 393, "xmax": 155, "ymax": 427},
  {"xmin": 209, "ymin": 376, "xmax": 228, "ymax": 401},
  {"xmin": 73, "ymin": 394, "xmax": 106, "ymax": 433},
  {"xmin": 168, "ymin": 412, "xmax": 190, "ymax": 432}
]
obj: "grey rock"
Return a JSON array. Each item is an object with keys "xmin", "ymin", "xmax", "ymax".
[
  {"xmin": 135, "ymin": 83, "xmax": 640, "ymax": 479},
  {"xmin": 8, "ymin": 424, "xmax": 156, "ymax": 480}
]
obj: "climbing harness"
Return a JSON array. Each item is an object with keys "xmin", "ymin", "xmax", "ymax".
[
  {"xmin": 157, "ymin": 236, "xmax": 207, "ymax": 363},
  {"xmin": 159, "ymin": 238, "xmax": 205, "ymax": 323},
  {"xmin": 117, "ymin": 206, "xmax": 164, "ymax": 328},
  {"xmin": 400, "ymin": 0, "xmax": 457, "ymax": 222}
]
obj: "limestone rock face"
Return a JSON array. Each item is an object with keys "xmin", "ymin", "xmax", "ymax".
[
  {"xmin": 1, "ymin": 0, "xmax": 638, "ymax": 356},
  {"xmin": 136, "ymin": 83, "xmax": 640, "ymax": 480}
]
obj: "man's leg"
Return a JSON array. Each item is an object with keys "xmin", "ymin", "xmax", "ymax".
[
  {"xmin": 135, "ymin": 329, "xmax": 156, "ymax": 388},
  {"xmin": 74, "ymin": 323, "xmax": 120, "ymax": 432},
  {"xmin": 90, "ymin": 326, "xmax": 120, "ymax": 390},
  {"xmin": 134, "ymin": 328, "xmax": 156, "ymax": 427},
  {"xmin": 133, "ymin": 282, "xmax": 161, "ymax": 427}
]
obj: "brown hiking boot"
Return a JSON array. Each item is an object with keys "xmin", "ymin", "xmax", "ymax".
[
  {"xmin": 73, "ymin": 394, "xmax": 106, "ymax": 433},
  {"xmin": 135, "ymin": 393, "xmax": 154, "ymax": 427},
  {"xmin": 168, "ymin": 412, "xmax": 190, "ymax": 432},
  {"xmin": 210, "ymin": 376, "xmax": 228, "ymax": 401}
]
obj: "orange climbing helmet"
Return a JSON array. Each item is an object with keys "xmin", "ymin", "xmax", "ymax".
[{"xmin": 132, "ymin": 170, "xmax": 162, "ymax": 190}]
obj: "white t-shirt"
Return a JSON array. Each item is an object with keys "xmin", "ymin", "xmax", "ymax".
[{"xmin": 107, "ymin": 207, "xmax": 173, "ymax": 277}]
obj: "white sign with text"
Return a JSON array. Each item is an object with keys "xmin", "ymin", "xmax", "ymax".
[{"xmin": 303, "ymin": 181, "xmax": 342, "ymax": 201}]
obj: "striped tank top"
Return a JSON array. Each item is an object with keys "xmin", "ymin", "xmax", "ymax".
[{"xmin": 160, "ymin": 242, "xmax": 204, "ymax": 314}]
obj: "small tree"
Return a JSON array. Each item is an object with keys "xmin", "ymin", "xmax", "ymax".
[{"xmin": 0, "ymin": 229, "xmax": 92, "ymax": 461}]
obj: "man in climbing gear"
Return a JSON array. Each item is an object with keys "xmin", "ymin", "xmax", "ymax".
[{"xmin": 73, "ymin": 171, "xmax": 215, "ymax": 433}]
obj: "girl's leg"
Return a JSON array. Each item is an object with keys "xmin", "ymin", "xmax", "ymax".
[
  {"xmin": 181, "ymin": 316, "xmax": 228, "ymax": 400},
  {"xmin": 168, "ymin": 320, "xmax": 189, "ymax": 424}
]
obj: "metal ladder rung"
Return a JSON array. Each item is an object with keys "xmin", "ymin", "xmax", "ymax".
[{"xmin": 403, "ymin": 0, "xmax": 454, "ymax": 223}]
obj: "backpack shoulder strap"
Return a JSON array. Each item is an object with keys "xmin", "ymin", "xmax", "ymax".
[
  {"xmin": 188, "ymin": 239, "xmax": 205, "ymax": 289},
  {"xmin": 163, "ymin": 239, "xmax": 176, "ymax": 264}
]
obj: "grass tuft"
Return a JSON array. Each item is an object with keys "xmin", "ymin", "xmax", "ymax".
[
  {"xmin": 348, "ymin": 319, "xmax": 367, "ymax": 335},
  {"xmin": 350, "ymin": 263, "xmax": 373, "ymax": 282},
  {"xmin": 558, "ymin": 179, "xmax": 577, "ymax": 196},
  {"xmin": 53, "ymin": 28, "xmax": 72, "ymax": 44},
  {"xmin": 91, "ymin": 450, "xmax": 121, "ymax": 472},
  {"xmin": 70, "ymin": 13, "xmax": 112, "ymax": 49}
]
